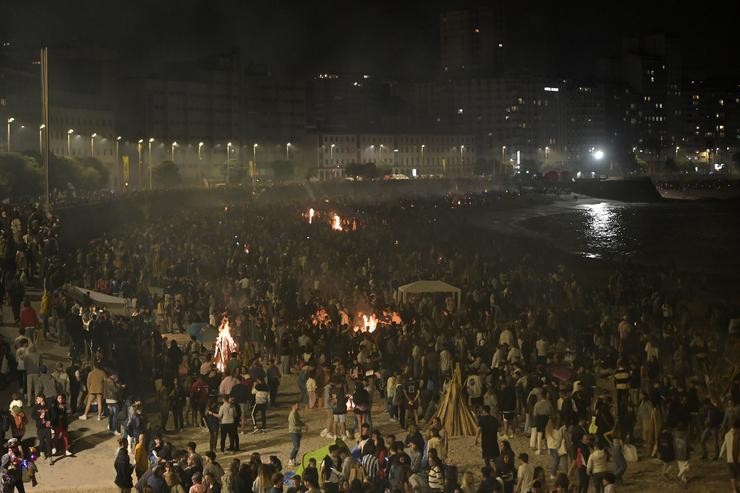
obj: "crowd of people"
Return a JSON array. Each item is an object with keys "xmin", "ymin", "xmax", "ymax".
[{"xmin": 0, "ymin": 188, "xmax": 738, "ymax": 493}]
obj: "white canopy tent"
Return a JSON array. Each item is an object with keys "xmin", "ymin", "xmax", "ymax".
[
  {"xmin": 397, "ymin": 280, "xmax": 461, "ymax": 309},
  {"xmin": 67, "ymin": 285, "xmax": 136, "ymax": 315}
]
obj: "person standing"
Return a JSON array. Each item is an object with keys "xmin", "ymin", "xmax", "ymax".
[
  {"xmin": 251, "ymin": 376, "xmax": 269, "ymax": 433},
  {"xmin": 169, "ymin": 378, "xmax": 187, "ymax": 433},
  {"xmin": 105, "ymin": 373, "xmax": 123, "ymax": 434},
  {"xmin": 114, "ymin": 438, "xmax": 134, "ymax": 493},
  {"xmin": 288, "ymin": 402, "xmax": 308, "ymax": 466},
  {"xmin": 267, "ymin": 360, "xmax": 281, "ymax": 408},
  {"xmin": 51, "ymin": 394, "xmax": 72, "ymax": 457},
  {"xmin": 204, "ymin": 399, "xmax": 220, "ymax": 453},
  {"xmin": 533, "ymin": 392, "xmax": 553, "ymax": 455},
  {"xmin": 718, "ymin": 418, "xmax": 740, "ymax": 493},
  {"xmin": 214, "ymin": 395, "xmax": 238, "ymax": 453},
  {"xmin": 79, "ymin": 363, "xmax": 106, "ymax": 420},
  {"xmin": 32, "ymin": 393, "xmax": 53, "ymax": 461}
]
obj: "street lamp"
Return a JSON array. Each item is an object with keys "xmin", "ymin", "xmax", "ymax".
[
  {"xmin": 6, "ymin": 117, "xmax": 15, "ymax": 152},
  {"xmin": 675, "ymin": 146, "xmax": 679, "ymax": 159},
  {"xmin": 593, "ymin": 149, "xmax": 605, "ymax": 161},
  {"xmin": 116, "ymin": 136, "xmax": 122, "ymax": 164},
  {"xmin": 379, "ymin": 144, "xmax": 384, "ymax": 164},
  {"xmin": 171, "ymin": 141, "xmax": 178, "ymax": 162},
  {"xmin": 545, "ymin": 146, "xmax": 550, "ymax": 162},
  {"xmin": 198, "ymin": 142, "xmax": 204, "ymax": 160},
  {"xmin": 39, "ymin": 124, "xmax": 45, "ymax": 153},
  {"xmin": 148, "ymin": 138, "xmax": 154, "ymax": 190},
  {"xmin": 420, "ymin": 144, "xmax": 425, "ymax": 167},
  {"xmin": 90, "ymin": 132, "xmax": 97, "ymax": 157},
  {"xmin": 252, "ymin": 143, "xmax": 259, "ymax": 192},
  {"xmin": 286, "ymin": 142, "xmax": 292, "ymax": 160},
  {"xmin": 460, "ymin": 144, "xmax": 465, "ymax": 167},
  {"xmin": 226, "ymin": 142, "xmax": 233, "ymax": 184},
  {"xmin": 67, "ymin": 129, "xmax": 74, "ymax": 156},
  {"xmin": 137, "ymin": 139, "xmax": 144, "ymax": 189},
  {"xmin": 330, "ymin": 143, "xmax": 335, "ymax": 161}
]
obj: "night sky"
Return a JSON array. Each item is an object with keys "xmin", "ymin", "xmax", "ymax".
[{"xmin": 1, "ymin": 0, "xmax": 737, "ymax": 79}]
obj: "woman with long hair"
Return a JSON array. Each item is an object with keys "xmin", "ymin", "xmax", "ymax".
[
  {"xmin": 427, "ymin": 449, "xmax": 445, "ymax": 493},
  {"xmin": 51, "ymin": 393, "xmax": 73, "ymax": 457}
]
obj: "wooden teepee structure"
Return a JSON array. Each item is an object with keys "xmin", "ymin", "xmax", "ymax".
[{"xmin": 431, "ymin": 363, "xmax": 478, "ymax": 437}]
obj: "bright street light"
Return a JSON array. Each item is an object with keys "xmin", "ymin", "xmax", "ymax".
[
  {"xmin": 90, "ymin": 133, "xmax": 97, "ymax": 157},
  {"xmin": 198, "ymin": 142, "xmax": 204, "ymax": 160},
  {"xmin": 6, "ymin": 117, "xmax": 15, "ymax": 152},
  {"xmin": 67, "ymin": 129, "xmax": 75, "ymax": 156},
  {"xmin": 593, "ymin": 149, "xmax": 605, "ymax": 161},
  {"xmin": 38, "ymin": 124, "xmax": 45, "ymax": 153},
  {"xmin": 171, "ymin": 141, "xmax": 178, "ymax": 162},
  {"xmin": 286, "ymin": 142, "xmax": 292, "ymax": 160},
  {"xmin": 148, "ymin": 138, "xmax": 154, "ymax": 190}
]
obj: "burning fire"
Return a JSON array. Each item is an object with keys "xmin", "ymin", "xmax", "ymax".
[
  {"xmin": 354, "ymin": 312, "xmax": 378, "ymax": 333},
  {"xmin": 311, "ymin": 308, "xmax": 331, "ymax": 326},
  {"xmin": 332, "ymin": 214, "xmax": 343, "ymax": 231},
  {"xmin": 213, "ymin": 315, "xmax": 238, "ymax": 373}
]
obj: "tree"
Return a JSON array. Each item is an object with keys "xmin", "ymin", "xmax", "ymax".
[
  {"xmin": 152, "ymin": 160, "xmax": 182, "ymax": 188},
  {"xmin": 344, "ymin": 162, "xmax": 379, "ymax": 179},
  {"xmin": 0, "ymin": 152, "xmax": 42, "ymax": 197}
]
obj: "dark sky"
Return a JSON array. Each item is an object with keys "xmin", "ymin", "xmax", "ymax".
[{"xmin": 1, "ymin": 0, "xmax": 737, "ymax": 79}]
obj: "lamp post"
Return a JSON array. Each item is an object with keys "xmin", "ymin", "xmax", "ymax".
[
  {"xmin": 379, "ymin": 144, "xmax": 384, "ymax": 165},
  {"xmin": 460, "ymin": 144, "xmax": 465, "ymax": 168},
  {"xmin": 39, "ymin": 124, "xmax": 45, "ymax": 153},
  {"xmin": 116, "ymin": 136, "xmax": 121, "ymax": 164},
  {"xmin": 286, "ymin": 142, "xmax": 292, "ymax": 160},
  {"xmin": 148, "ymin": 138, "xmax": 154, "ymax": 190},
  {"xmin": 198, "ymin": 142, "xmax": 204, "ymax": 160},
  {"xmin": 330, "ymin": 143, "xmax": 335, "ymax": 161},
  {"xmin": 675, "ymin": 146, "xmax": 679, "ymax": 159},
  {"xmin": 252, "ymin": 143, "xmax": 259, "ymax": 193},
  {"xmin": 226, "ymin": 142, "xmax": 233, "ymax": 184},
  {"xmin": 545, "ymin": 146, "xmax": 550, "ymax": 162},
  {"xmin": 171, "ymin": 141, "xmax": 178, "ymax": 162},
  {"xmin": 420, "ymin": 144, "xmax": 425, "ymax": 167},
  {"xmin": 6, "ymin": 117, "xmax": 15, "ymax": 152},
  {"xmin": 137, "ymin": 139, "xmax": 144, "ymax": 190},
  {"xmin": 67, "ymin": 129, "xmax": 74, "ymax": 156},
  {"xmin": 90, "ymin": 132, "xmax": 97, "ymax": 157}
]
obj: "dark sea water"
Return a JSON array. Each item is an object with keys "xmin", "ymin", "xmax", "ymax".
[{"xmin": 520, "ymin": 201, "xmax": 740, "ymax": 276}]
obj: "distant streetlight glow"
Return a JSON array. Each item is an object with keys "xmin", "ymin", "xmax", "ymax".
[
  {"xmin": 90, "ymin": 132, "xmax": 97, "ymax": 157},
  {"xmin": 593, "ymin": 149, "xmax": 605, "ymax": 161},
  {"xmin": 38, "ymin": 124, "xmax": 45, "ymax": 153},
  {"xmin": 67, "ymin": 128, "xmax": 75, "ymax": 156},
  {"xmin": 7, "ymin": 117, "xmax": 15, "ymax": 152},
  {"xmin": 286, "ymin": 142, "xmax": 292, "ymax": 160},
  {"xmin": 148, "ymin": 138, "xmax": 154, "ymax": 190},
  {"xmin": 198, "ymin": 141, "xmax": 204, "ymax": 160}
]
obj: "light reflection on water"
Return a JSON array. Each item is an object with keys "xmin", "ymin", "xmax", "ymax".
[{"xmin": 520, "ymin": 201, "xmax": 740, "ymax": 275}]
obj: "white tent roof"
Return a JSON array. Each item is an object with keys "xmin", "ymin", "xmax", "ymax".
[{"xmin": 397, "ymin": 280, "xmax": 460, "ymax": 294}]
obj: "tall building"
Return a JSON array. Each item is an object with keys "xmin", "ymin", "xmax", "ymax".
[
  {"xmin": 440, "ymin": 6, "xmax": 505, "ymax": 76},
  {"xmin": 413, "ymin": 77, "xmax": 605, "ymax": 166},
  {"xmin": 620, "ymin": 35, "xmax": 682, "ymax": 152},
  {"xmin": 116, "ymin": 49, "xmax": 243, "ymax": 147}
]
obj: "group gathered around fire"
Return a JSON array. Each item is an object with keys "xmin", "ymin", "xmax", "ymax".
[{"xmin": 0, "ymin": 190, "xmax": 738, "ymax": 493}]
